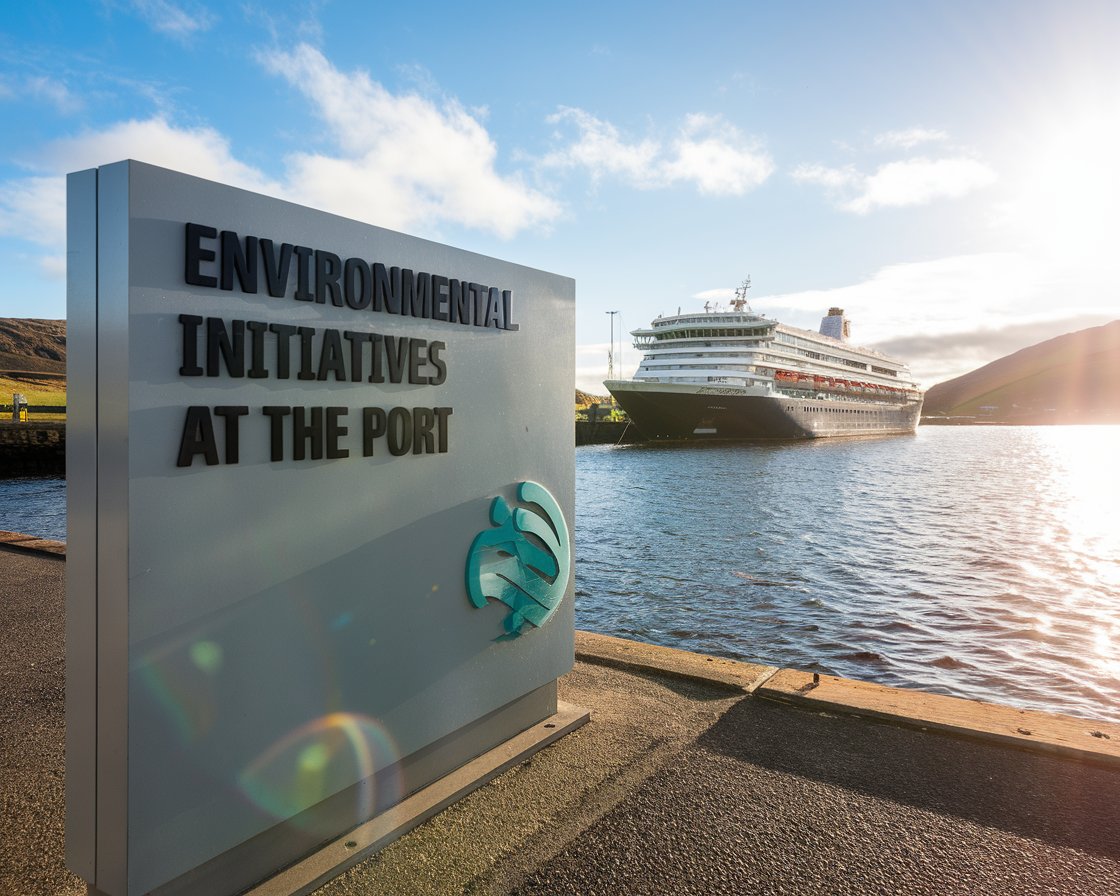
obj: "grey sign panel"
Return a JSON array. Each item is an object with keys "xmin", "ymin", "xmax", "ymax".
[{"xmin": 67, "ymin": 161, "xmax": 575, "ymax": 896}]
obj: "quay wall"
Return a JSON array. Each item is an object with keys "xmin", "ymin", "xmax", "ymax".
[
  {"xmin": 0, "ymin": 422, "xmax": 66, "ymax": 474},
  {"xmin": 2, "ymin": 421, "xmax": 642, "ymax": 475},
  {"xmin": 576, "ymin": 420, "xmax": 644, "ymax": 446}
]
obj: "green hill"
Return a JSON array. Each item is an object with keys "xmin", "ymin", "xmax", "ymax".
[
  {"xmin": 923, "ymin": 320, "xmax": 1120, "ymax": 424},
  {"xmin": 0, "ymin": 318, "xmax": 66, "ymax": 376},
  {"xmin": 0, "ymin": 318, "xmax": 67, "ymax": 408}
]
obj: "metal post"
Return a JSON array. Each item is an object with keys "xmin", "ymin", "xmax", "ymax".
[{"xmin": 606, "ymin": 310, "xmax": 619, "ymax": 381}]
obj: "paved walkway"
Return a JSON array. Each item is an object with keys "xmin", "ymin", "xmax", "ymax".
[{"xmin": 3, "ymin": 541, "xmax": 1119, "ymax": 896}]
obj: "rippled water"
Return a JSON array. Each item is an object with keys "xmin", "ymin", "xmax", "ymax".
[
  {"xmin": 576, "ymin": 426, "xmax": 1120, "ymax": 723},
  {"xmin": 3, "ymin": 426, "xmax": 1118, "ymax": 722},
  {"xmin": 0, "ymin": 475, "xmax": 66, "ymax": 540}
]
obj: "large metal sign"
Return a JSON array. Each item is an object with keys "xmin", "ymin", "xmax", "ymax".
[{"xmin": 66, "ymin": 161, "xmax": 575, "ymax": 896}]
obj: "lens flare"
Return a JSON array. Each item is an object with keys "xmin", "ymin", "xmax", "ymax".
[{"xmin": 239, "ymin": 713, "xmax": 401, "ymax": 826}]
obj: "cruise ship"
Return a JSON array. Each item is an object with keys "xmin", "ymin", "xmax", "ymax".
[{"xmin": 604, "ymin": 281, "xmax": 924, "ymax": 440}]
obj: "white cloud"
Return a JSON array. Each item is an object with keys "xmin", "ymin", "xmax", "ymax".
[
  {"xmin": 794, "ymin": 156, "xmax": 996, "ymax": 213},
  {"xmin": 692, "ymin": 287, "xmax": 735, "ymax": 302},
  {"xmin": 41, "ymin": 117, "xmax": 279, "ymax": 193},
  {"xmin": 873, "ymin": 128, "xmax": 948, "ymax": 150},
  {"xmin": 0, "ymin": 117, "xmax": 279, "ymax": 250},
  {"xmin": 24, "ymin": 77, "xmax": 81, "ymax": 114},
  {"xmin": 753, "ymin": 252, "xmax": 1117, "ymax": 385},
  {"xmin": 542, "ymin": 107, "xmax": 774, "ymax": 195},
  {"xmin": 0, "ymin": 43, "xmax": 562, "ymax": 255},
  {"xmin": 0, "ymin": 76, "xmax": 81, "ymax": 114},
  {"xmin": 127, "ymin": 0, "xmax": 216, "ymax": 40},
  {"xmin": 580, "ymin": 249, "xmax": 1114, "ymax": 390},
  {"xmin": 847, "ymin": 157, "xmax": 996, "ymax": 213},
  {"xmin": 257, "ymin": 44, "xmax": 560, "ymax": 238},
  {"xmin": 541, "ymin": 107, "xmax": 660, "ymax": 186},
  {"xmin": 0, "ymin": 176, "xmax": 66, "ymax": 247},
  {"xmin": 39, "ymin": 254, "xmax": 66, "ymax": 280},
  {"xmin": 791, "ymin": 163, "xmax": 859, "ymax": 190}
]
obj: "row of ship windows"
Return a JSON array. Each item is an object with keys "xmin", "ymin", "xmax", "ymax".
[
  {"xmin": 653, "ymin": 315, "xmax": 760, "ymax": 327},
  {"xmin": 789, "ymin": 348, "xmax": 873, "ymax": 371},
  {"xmin": 655, "ymin": 328, "xmax": 769, "ymax": 339},
  {"xmin": 640, "ymin": 349, "xmax": 901, "ymax": 380},
  {"xmin": 787, "ymin": 406, "xmax": 887, "ymax": 415},
  {"xmin": 775, "ymin": 335, "xmax": 898, "ymax": 375},
  {"xmin": 641, "ymin": 363, "xmax": 755, "ymax": 371}
]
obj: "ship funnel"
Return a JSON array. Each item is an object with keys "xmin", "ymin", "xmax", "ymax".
[{"xmin": 820, "ymin": 308, "xmax": 850, "ymax": 341}]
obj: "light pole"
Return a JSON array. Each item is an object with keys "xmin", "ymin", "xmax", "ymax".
[{"xmin": 606, "ymin": 310, "xmax": 619, "ymax": 381}]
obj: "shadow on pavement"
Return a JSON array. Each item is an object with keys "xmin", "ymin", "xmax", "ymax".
[{"xmin": 699, "ymin": 696, "xmax": 1120, "ymax": 862}]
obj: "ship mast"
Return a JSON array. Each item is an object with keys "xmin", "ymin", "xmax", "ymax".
[{"xmin": 730, "ymin": 276, "xmax": 752, "ymax": 313}]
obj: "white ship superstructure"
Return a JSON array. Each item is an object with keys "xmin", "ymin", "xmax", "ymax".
[{"xmin": 604, "ymin": 282, "xmax": 924, "ymax": 440}]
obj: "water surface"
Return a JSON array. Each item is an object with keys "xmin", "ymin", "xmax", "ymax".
[
  {"xmin": 2, "ymin": 426, "xmax": 1118, "ymax": 722},
  {"xmin": 576, "ymin": 426, "xmax": 1120, "ymax": 723}
]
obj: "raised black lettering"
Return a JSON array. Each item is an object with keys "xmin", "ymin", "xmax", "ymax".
[
  {"xmin": 317, "ymin": 328, "xmax": 347, "ymax": 381},
  {"xmin": 261, "ymin": 239, "xmax": 293, "ymax": 297},
  {"xmin": 206, "ymin": 317, "xmax": 245, "ymax": 377},
  {"xmin": 343, "ymin": 330, "xmax": 372, "ymax": 382},
  {"xmin": 297, "ymin": 327, "xmax": 316, "ymax": 381},
  {"xmin": 408, "ymin": 272, "xmax": 431, "ymax": 319},
  {"xmin": 408, "ymin": 337, "xmax": 427, "ymax": 384},
  {"xmin": 427, "ymin": 341, "xmax": 447, "ymax": 385},
  {"xmin": 220, "ymin": 231, "xmax": 258, "ymax": 293},
  {"xmin": 344, "ymin": 258, "xmax": 372, "ymax": 310},
  {"xmin": 213, "ymin": 406, "xmax": 249, "ymax": 463},
  {"xmin": 185, "ymin": 223, "xmax": 217, "ymax": 288},
  {"xmin": 315, "ymin": 250, "xmax": 343, "ymax": 306},
  {"xmin": 392, "ymin": 267, "xmax": 414, "ymax": 317},
  {"xmin": 412, "ymin": 407, "xmax": 435, "ymax": 454},
  {"xmin": 372, "ymin": 263, "xmax": 397, "ymax": 313},
  {"xmin": 485, "ymin": 287, "xmax": 502, "ymax": 328},
  {"xmin": 292, "ymin": 407, "xmax": 323, "ymax": 461},
  {"xmin": 177, "ymin": 406, "xmax": 219, "ymax": 466},
  {"xmin": 502, "ymin": 290, "xmax": 519, "ymax": 331},
  {"xmin": 449, "ymin": 279, "xmax": 466, "ymax": 324},
  {"xmin": 368, "ymin": 334, "xmax": 385, "ymax": 383},
  {"xmin": 262, "ymin": 406, "xmax": 290, "ymax": 461},
  {"xmin": 293, "ymin": 246, "xmax": 313, "ymax": 301},
  {"xmin": 179, "ymin": 314, "xmax": 203, "ymax": 376},
  {"xmin": 362, "ymin": 407, "xmax": 386, "ymax": 456},
  {"xmin": 246, "ymin": 320, "xmax": 269, "ymax": 378},
  {"xmin": 432, "ymin": 275, "xmax": 449, "ymax": 321},
  {"xmin": 434, "ymin": 407, "xmax": 452, "ymax": 453},
  {"xmin": 384, "ymin": 335, "xmax": 408, "ymax": 383},
  {"xmin": 326, "ymin": 407, "xmax": 349, "ymax": 459},
  {"xmin": 269, "ymin": 323, "xmax": 297, "ymax": 379},
  {"xmin": 387, "ymin": 406, "xmax": 412, "ymax": 456},
  {"xmin": 472, "ymin": 283, "xmax": 487, "ymax": 327}
]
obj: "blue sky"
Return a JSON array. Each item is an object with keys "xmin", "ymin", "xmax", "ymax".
[{"xmin": 2, "ymin": 0, "xmax": 1118, "ymax": 390}]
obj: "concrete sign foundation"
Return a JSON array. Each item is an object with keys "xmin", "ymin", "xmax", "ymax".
[{"xmin": 66, "ymin": 161, "xmax": 576, "ymax": 896}]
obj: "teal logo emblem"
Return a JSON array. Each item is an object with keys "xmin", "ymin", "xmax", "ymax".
[{"xmin": 466, "ymin": 481, "xmax": 570, "ymax": 639}]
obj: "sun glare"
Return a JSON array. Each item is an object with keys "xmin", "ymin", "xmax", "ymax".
[
  {"xmin": 1009, "ymin": 95, "xmax": 1120, "ymax": 264},
  {"xmin": 1027, "ymin": 427, "xmax": 1120, "ymax": 682}
]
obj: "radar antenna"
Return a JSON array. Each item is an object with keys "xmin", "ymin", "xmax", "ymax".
[{"xmin": 730, "ymin": 276, "xmax": 752, "ymax": 312}]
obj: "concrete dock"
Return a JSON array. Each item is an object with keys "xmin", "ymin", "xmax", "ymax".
[{"xmin": 3, "ymin": 536, "xmax": 1119, "ymax": 895}]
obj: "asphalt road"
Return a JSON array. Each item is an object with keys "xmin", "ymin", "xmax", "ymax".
[
  {"xmin": 513, "ymin": 696, "xmax": 1120, "ymax": 895},
  {"xmin": 0, "ymin": 544, "xmax": 81, "ymax": 896},
  {"xmin": 4, "ymin": 541, "xmax": 1119, "ymax": 896}
]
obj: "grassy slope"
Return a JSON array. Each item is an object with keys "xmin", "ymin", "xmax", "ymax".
[
  {"xmin": 0, "ymin": 319, "xmax": 67, "ymax": 412},
  {"xmin": 924, "ymin": 320, "xmax": 1120, "ymax": 422}
]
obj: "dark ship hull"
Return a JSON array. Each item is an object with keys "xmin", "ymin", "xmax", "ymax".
[{"xmin": 607, "ymin": 383, "xmax": 922, "ymax": 440}]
